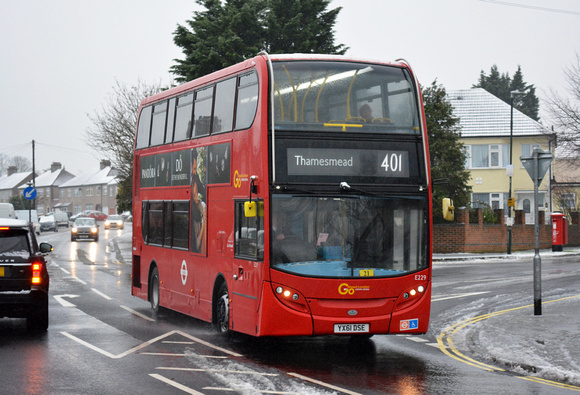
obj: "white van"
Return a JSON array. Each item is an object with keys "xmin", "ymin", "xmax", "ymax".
[
  {"xmin": 0, "ymin": 203, "xmax": 16, "ymax": 219},
  {"xmin": 50, "ymin": 211, "xmax": 70, "ymax": 228},
  {"xmin": 15, "ymin": 209, "xmax": 41, "ymax": 235}
]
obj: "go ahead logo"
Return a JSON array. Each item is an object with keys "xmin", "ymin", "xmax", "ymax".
[{"xmin": 400, "ymin": 318, "xmax": 419, "ymax": 331}]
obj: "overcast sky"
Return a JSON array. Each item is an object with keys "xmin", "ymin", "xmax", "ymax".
[{"xmin": 1, "ymin": 0, "xmax": 578, "ymax": 176}]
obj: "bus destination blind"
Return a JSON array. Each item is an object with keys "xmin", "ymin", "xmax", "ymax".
[{"xmin": 287, "ymin": 148, "xmax": 410, "ymax": 178}]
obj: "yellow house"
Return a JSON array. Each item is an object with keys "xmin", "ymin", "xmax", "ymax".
[{"xmin": 447, "ymin": 88, "xmax": 553, "ymax": 224}]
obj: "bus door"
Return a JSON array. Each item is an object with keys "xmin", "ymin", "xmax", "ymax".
[{"xmin": 231, "ymin": 200, "xmax": 264, "ymax": 334}]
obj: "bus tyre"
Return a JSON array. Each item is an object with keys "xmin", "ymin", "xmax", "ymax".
[
  {"xmin": 150, "ymin": 267, "xmax": 160, "ymax": 315},
  {"xmin": 215, "ymin": 282, "xmax": 230, "ymax": 336}
]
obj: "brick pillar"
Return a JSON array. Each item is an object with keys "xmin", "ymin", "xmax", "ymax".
[
  {"xmin": 457, "ymin": 208, "xmax": 469, "ymax": 225},
  {"xmin": 538, "ymin": 210, "xmax": 545, "ymax": 224},
  {"xmin": 515, "ymin": 210, "xmax": 525, "ymax": 225},
  {"xmin": 570, "ymin": 212, "xmax": 580, "ymax": 225},
  {"xmin": 495, "ymin": 209, "xmax": 505, "ymax": 225},
  {"xmin": 476, "ymin": 208, "xmax": 483, "ymax": 225}
]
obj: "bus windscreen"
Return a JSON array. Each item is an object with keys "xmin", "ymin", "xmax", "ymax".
[
  {"xmin": 272, "ymin": 61, "xmax": 420, "ymax": 134},
  {"xmin": 270, "ymin": 195, "xmax": 427, "ymax": 278}
]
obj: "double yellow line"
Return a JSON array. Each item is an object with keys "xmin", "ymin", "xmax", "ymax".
[{"xmin": 437, "ymin": 294, "xmax": 580, "ymax": 391}]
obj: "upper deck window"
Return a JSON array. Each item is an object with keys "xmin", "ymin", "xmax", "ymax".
[{"xmin": 272, "ymin": 61, "xmax": 420, "ymax": 134}]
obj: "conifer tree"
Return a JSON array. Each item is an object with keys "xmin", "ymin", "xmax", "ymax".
[
  {"xmin": 474, "ymin": 65, "xmax": 540, "ymax": 121},
  {"xmin": 423, "ymin": 81, "xmax": 472, "ymax": 222},
  {"xmin": 171, "ymin": 0, "xmax": 347, "ymax": 82}
]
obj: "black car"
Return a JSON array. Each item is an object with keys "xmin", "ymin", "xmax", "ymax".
[
  {"xmin": 71, "ymin": 217, "xmax": 99, "ymax": 241},
  {"xmin": 0, "ymin": 218, "xmax": 52, "ymax": 331}
]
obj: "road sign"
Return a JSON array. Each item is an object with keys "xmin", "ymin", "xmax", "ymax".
[
  {"xmin": 520, "ymin": 149, "xmax": 553, "ymax": 182},
  {"xmin": 508, "ymin": 197, "xmax": 515, "ymax": 207},
  {"xmin": 23, "ymin": 186, "xmax": 37, "ymax": 200}
]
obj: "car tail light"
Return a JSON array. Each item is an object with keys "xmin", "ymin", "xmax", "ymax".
[{"xmin": 31, "ymin": 262, "xmax": 43, "ymax": 285}]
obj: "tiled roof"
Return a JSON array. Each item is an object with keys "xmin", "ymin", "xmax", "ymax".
[
  {"xmin": 59, "ymin": 166, "xmax": 118, "ymax": 188},
  {"xmin": 447, "ymin": 88, "xmax": 547, "ymax": 138},
  {"xmin": 0, "ymin": 171, "xmax": 34, "ymax": 189},
  {"xmin": 32, "ymin": 169, "xmax": 75, "ymax": 188}
]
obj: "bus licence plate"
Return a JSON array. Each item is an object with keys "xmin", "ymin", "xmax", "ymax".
[
  {"xmin": 0, "ymin": 267, "xmax": 4, "ymax": 277},
  {"xmin": 334, "ymin": 323, "xmax": 369, "ymax": 333}
]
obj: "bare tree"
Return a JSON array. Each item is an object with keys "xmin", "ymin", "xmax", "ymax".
[
  {"xmin": 544, "ymin": 53, "xmax": 580, "ymax": 158},
  {"xmin": 86, "ymin": 79, "xmax": 165, "ymax": 180},
  {"xmin": 10, "ymin": 156, "xmax": 32, "ymax": 172}
]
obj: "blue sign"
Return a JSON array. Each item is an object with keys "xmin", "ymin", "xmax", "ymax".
[{"xmin": 23, "ymin": 186, "xmax": 37, "ymax": 200}]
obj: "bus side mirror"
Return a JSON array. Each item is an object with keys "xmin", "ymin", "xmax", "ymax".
[
  {"xmin": 244, "ymin": 201, "xmax": 257, "ymax": 217},
  {"xmin": 443, "ymin": 198, "xmax": 454, "ymax": 221}
]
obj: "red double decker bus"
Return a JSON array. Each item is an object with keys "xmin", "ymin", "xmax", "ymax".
[{"xmin": 131, "ymin": 53, "xmax": 432, "ymax": 337}]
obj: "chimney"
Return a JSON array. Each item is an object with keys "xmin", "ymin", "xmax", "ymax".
[
  {"xmin": 100, "ymin": 159, "xmax": 111, "ymax": 170},
  {"xmin": 51, "ymin": 162, "xmax": 62, "ymax": 172},
  {"xmin": 7, "ymin": 166, "xmax": 17, "ymax": 176}
]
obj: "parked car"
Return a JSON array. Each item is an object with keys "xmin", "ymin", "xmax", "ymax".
[
  {"xmin": 15, "ymin": 210, "xmax": 41, "ymax": 235},
  {"xmin": 39, "ymin": 215, "xmax": 58, "ymax": 232},
  {"xmin": 121, "ymin": 211, "xmax": 133, "ymax": 222},
  {"xmin": 0, "ymin": 218, "xmax": 52, "ymax": 331},
  {"xmin": 104, "ymin": 215, "xmax": 124, "ymax": 230},
  {"xmin": 71, "ymin": 217, "xmax": 99, "ymax": 242},
  {"xmin": 0, "ymin": 203, "xmax": 16, "ymax": 219},
  {"xmin": 87, "ymin": 211, "xmax": 108, "ymax": 221},
  {"xmin": 70, "ymin": 210, "xmax": 93, "ymax": 222}
]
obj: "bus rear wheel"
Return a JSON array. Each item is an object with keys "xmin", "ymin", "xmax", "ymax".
[
  {"xmin": 215, "ymin": 282, "xmax": 230, "ymax": 336},
  {"xmin": 150, "ymin": 267, "xmax": 160, "ymax": 315}
]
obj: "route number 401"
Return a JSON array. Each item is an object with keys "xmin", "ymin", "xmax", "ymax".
[
  {"xmin": 415, "ymin": 274, "xmax": 427, "ymax": 281},
  {"xmin": 381, "ymin": 153, "xmax": 403, "ymax": 172}
]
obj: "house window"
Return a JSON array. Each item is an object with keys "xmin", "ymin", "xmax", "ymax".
[
  {"xmin": 467, "ymin": 144, "xmax": 508, "ymax": 168},
  {"xmin": 559, "ymin": 193, "xmax": 576, "ymax": 209},
  {"xmin": 472, "ymin": 193, "xmax": 490, "ymax": 208}
]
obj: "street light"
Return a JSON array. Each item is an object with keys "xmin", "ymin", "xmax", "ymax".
[{"xmin": 507, "ymin": 89, "xmax": 527, "ymax": 254}]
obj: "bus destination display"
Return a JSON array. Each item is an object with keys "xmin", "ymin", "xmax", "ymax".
[{"xmin": 287, "ymin": 148, "xmax": 409, "ymax": 178}]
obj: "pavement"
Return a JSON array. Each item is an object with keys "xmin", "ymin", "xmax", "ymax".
[{"xmin": 110, "ymin": 230, "xmax": 580, "ymax": 388}]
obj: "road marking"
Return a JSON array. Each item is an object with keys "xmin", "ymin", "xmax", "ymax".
[
  {"xmin": 61, "ymin": 329, "xmax": 242, "ymax": 359},
  {"xmin": 149, "ymin": 374, "xmax": 204, "ymax": 395},
  {"xmin": 142, "ymin": 353, "xmax": 227, "ymax": 359},
  {"xmin": 287, "ymin": 373, "xmax": 362, "ymax": 395},
  {"xmin": 91, "ymin": 288, "xmax": 112, "ymax": 300},
  {"xmin": 59, "ymin": 267, "xmax": 70, "ymax": 274},
  {"xmin": 54, "ymin": 294, "xmax": 79, "ymax": 307},
  {"xmin": 517, "ymin": 376, "xmax": 580, "ymax": 392},
  {"xmin": 432, "ymin": 291, "xmax": 489, "ymax": 302},
  {"xmin": 438, "ymin": 294, "xmax": 580, "ymax": 391},
  {"xmin": 157, "ymin": 367, "xmax": 278, "ymax": 376},
  {"xmin": 406, "ymin": 337, "xmax": 429, "ymax": 343},
  {"xmin": 120, "ymin": 305, "xmax": 155, "ymax": 322}
]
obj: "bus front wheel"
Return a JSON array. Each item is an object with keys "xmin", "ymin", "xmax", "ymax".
[
  {"xmin": 215, "ymin": 282, "xmax": 230, "ymax": 335},
  {"xmin": 150, "ymin": 267, "xmax": 160, "ymax": 315}
]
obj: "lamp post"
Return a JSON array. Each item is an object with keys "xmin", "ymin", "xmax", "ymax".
[{"xmin": 507, "ymin": 89, "xmax": 527, "ymax": 254}]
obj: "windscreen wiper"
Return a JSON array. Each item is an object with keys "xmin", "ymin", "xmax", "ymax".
[{"xmin": 339, "ymin": 182, "xmax": 378, "ymax": 196}]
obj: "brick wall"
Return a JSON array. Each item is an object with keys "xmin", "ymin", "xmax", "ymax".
[{"xmin": 433, "ymin": 208, "xmax": 579, "ymax": 253}]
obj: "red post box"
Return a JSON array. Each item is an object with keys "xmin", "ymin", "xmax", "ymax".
[{"xmin": 551, "ymin": 212, "xmax": 569, "ymax": 252}]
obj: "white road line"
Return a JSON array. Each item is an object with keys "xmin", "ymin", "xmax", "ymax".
[
  {"xmin": 163, "ymin": 341, "xmax": 196, "ymax": 345},
  {"xmin": 120, "ymin": 305, "xmax": 155, "ymax": 322},
  {"xmin": 61, "ymin": 329, "xmax": 242, "ymax": 359},
  {"xmin": 156, "ymin": 367, "xmax": 278, "ymax": 376},
  {"xmin": 432, "ymin": 291, "xmax": 490, "ymax": 302},
  {"xmin": 142, "ymin": 353, "xmax": 227, "ymax": 359},
  {"xmin": 91, "ymin": 288, "xmax": 112, "ymax": 300},
  {"xmin": 149, "ymin": 374, "xmax": 204, "ymax": 395},
  {"xmin": 406, "ymin": 337, "xmax": 429, "ymax": 343},
  {"xmin": 60, "ymin": 267, "xmax": 70, "ymax": 274},
  {"xmin": 287, "ymin": 373, "xmax": 362, "ymax": 395}
]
